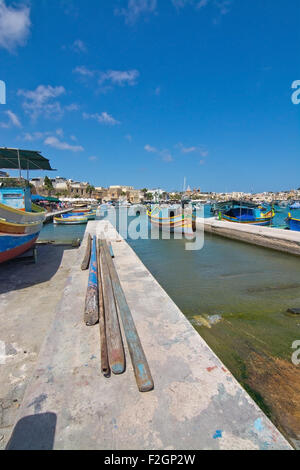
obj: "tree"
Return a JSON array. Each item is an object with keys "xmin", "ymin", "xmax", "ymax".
[
  {"xmin": 145, "ymin": 192, "xmax": 153, "ymax": 201},
  {"xmin": 86, "ymin": 185, "xmax": 95, "ymax": 195},
  {"xmin": 44, "ymin": 176, "xmax": 53, "ymax": 191}
]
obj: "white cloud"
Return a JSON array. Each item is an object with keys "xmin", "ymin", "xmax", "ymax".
[
  {"xmin": 115, "ymin": 0, "xmax": 157, "ymax": 25},
  {"xmin": 44, "ymin": 136, "xmax": 84, "ymax": 152},
  {"xmin": 83, "ymin": 112, "xmax": 120, "ymax": 126},
  {"xmin": 172, "ymin": 0, "xmax": 232, "ymax": 16},
  {"xmin": 72, "ymin": 39, "xmax": 87, "ymax": 53},
  {"xmin": 99, "ymin": 70, "xmax": 139, "ymax": 87},
  {"xmin": 18, "ymin": 85, "xmax": 66, "ymax": 120},
  {"xmin": 144, "ymin": 144, "xmax": 157, "ymax": 153},
  {"xmin": 89, "ymin": 156, "xmax": 98, "ymax": 161},
  {"xmin": 23, "ymin": 131, "xmax": 49, "ymax": 141},
  {"xmin": 74, "ymin": 67, "xmax": 140, "ymax": 92},
  {"xmin": 65, "ymin": 103, "xmax": 79, "ymax": 112},
  {"xmin": 73, "ymin": 66, "xmax": 94, "ymax": 77},
  {"xmin": 0, "ymin": 0, "xmax": 31, "ymax": 52},
  {"xmin": 0, "ymin": 110, "xmax": 21, "ymax": 128},
  {"xmin": 145, "ymin": 144, "xmax": 173, "ymax": 162},
  {"xmin": 177, "ymin": 143, "xmax": 209, "ymax": 157}
]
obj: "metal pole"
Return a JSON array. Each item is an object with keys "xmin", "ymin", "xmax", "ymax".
[{"xmin": 17, "ymin": 149, "xmax": 21, "ymax": 180}]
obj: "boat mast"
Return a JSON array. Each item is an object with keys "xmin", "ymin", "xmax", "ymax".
[{"xmin": 17, "ymin": 148, "xmax": 21, "ymax": 180}]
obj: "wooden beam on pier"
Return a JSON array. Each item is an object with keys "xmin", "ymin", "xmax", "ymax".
[
  {"xmin": 81, "ymin": 233, "xmax": 92, "ymax": 270},
  {"xmin": 101, "ymin": 238, "xmax": 154, "ymax": 393},
  {"xmin": 84, "ymin": 236, "xmax": 99, "ymax": 326},
  {"xmin": 99, "ymin": 240, "xmax": 125, "ymax": 375},
  {"xmin": 97, "ymin": 241, "xmax": 110, "ymax": 377}
]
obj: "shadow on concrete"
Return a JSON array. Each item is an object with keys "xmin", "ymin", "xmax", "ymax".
[
  {"xmin": 6, "ymin": 413, "xmax": 57, "ymax": 450},
  {"xmin": 0, "ymin": 245, "xmax": 75, "ymax": 295}
]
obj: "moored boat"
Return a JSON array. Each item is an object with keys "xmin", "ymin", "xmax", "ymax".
[
  {"xmin": 60, "ymin": 209, "xmax": 96, "ymax": 221},
  {"xmin": 147, "ymin": 204, "xmax": 196, "ymax": 237},
  {"xmin": 217, "ymin": 200, "xmax": 275, "ymax": 226},
  {"xmin": 54, "ymin": 215, "xmax": 88, "ymax": 225},
  {"xmin": 0, "ymin": 148, "xmax": 54, "ymax": 263},
  {"xmin": 286, "ymin": 213, "xmax": 300, "ymax": 232}
]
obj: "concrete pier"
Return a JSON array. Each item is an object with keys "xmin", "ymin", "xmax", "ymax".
[
  {"xmin": 200, "ymin": 217, "xmax": 300, "ymax": 256},
  {"xmin": 0, "ymin": 245, "xmax": 78, "ymax": 449},
  {"xmin": 5, "ymin": 220, "xmax": 292, "ymax": 450}
]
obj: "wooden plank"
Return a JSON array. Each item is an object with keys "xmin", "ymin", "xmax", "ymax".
[
  {"xmin": 81, "ymin": 233, "xmax": 92, "ymax": 270},
  {"xmin": 84, "ymin": 236, "xmax": 99, "ymax": 326},
  {"xmin": 97, "ymin": 241, "xmax": 110, "ymax": 377},
  {"xmin": 101, "ymin": 239, "xmax": 154, "ymax": 393},
  {"xmin": 100, "ymin": 240, "xmax": 125, "ymax": 375}
]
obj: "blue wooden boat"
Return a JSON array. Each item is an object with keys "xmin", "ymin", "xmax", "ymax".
[
  {"xmin": 61, "ymin": 210, "xmax": 96, "ymax": 221},
  {"xmin": 217, "ymin": 200, "xmax": 275, "ymax": 226},
  {"xmin": 0, "ymin": 148, "xmax": 55, "ymax": 263},
  {"xmin": 286, "ymin": 213, "xmax": 300, "ymax": 231}
]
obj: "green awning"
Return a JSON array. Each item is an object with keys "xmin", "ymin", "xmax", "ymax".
[
  {"xmin": 44, "ymin": 196, "xmax": 61, "ymax": 203},
  {"xmin": 0, "ymin": 148, "xmax": 56, "ymax": 171}
]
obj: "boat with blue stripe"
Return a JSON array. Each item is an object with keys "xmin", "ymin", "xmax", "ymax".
[
  {"xmin": 216, "ymin": 200, "xmax": 275, "ymax": 226},
  {"xmin": 286, "ymin": 213, "xmax": 300, "ymax": 232},
  {"xmin": 0, "ymin": 148, "xmax": 54, "ymax": 263}
]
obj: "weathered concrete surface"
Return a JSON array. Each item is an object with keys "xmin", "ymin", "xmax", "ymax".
[
  {"xmin": 0, "ymin": 245, "xmax": 78, "ymax": 449},
  {"xmin": 200, "ymin": 217, "xmax": 300, "ymax": 256},
  {"xmin": 6, "ymin": 221, "xmax": 292, "ymax": 450}
]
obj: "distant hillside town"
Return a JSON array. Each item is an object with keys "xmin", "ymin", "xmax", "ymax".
[{"xmin": 1, "ymin": 173, "xmax": 300, "ymax": 204}]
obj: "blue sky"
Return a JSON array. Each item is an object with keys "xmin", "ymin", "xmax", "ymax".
[{"xmin": 0, "ymin": 0, "xmax": 299, "ymax": 192}]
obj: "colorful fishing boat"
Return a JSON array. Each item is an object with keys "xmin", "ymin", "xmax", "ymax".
[
  {"xmin": 72, "ymin": 207, "xmax": 92, "ymax": 213},
  {"xmin": 218, "ymin": 201, "xmax": 275, "ymax": 226},
  {"xmin": 286, "ymin": 213, "xmax": 300, "ymax": 232},
  {"xmin": 53, "ymin": 215, "xmax": 88, "ymax": 225},
  {"xmin": 147, "ymin": 205, "xmax": 196, "ymax": 237},
  {"xmin": 0, "ymin": 201, "xmax": 45, "ymax": 263},
  {"xmin": 0, "ymin": 148, "xmax": 55, "ymax": 263},
  {"xmin": 60, "ymin": 210, "xmax": 96, "ymax": 221}
]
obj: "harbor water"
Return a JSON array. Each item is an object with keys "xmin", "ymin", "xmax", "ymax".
[{"xmin": 38, "ymin": 206, "xmax": 300, "ymax": 447}]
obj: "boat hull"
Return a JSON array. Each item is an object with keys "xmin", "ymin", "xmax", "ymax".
[
  {"xmin": 0, "ymin": 232, "xmax": 39, "ymax": 263},
  {"xmin": 0, "ymin": 202, "xmax": 45, "ymax": 224},
  {"xmin": 286, "ymin": 216, "xmax": 300, "ymax": 232},
  {"xmin": 54, "ymin": 216, "xmax": 88, "ymax": 225},
  {"xmin": 148, "ymin": 211, "xmax": 196, "ymax": 237},
  {"xmin": 221, "ymin": 214, "xmax": 274, "ymax": 226}
]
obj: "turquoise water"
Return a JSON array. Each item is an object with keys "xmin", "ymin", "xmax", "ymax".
[
  {"xmin": 39, "ymin": 221, "xmax": 87, "ymax": 243},
  {"xmin": 39, "ymin": 206, "xmax": 300, "ymax": 444}
]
